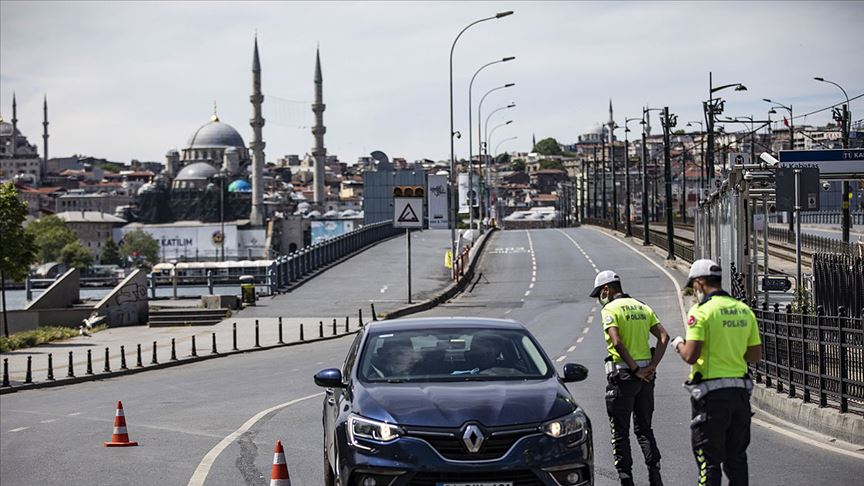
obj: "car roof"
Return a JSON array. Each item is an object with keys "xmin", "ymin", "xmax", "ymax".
[{"xmin": 364, "ymin": 317, "xmax": 527, "ymax": 333}]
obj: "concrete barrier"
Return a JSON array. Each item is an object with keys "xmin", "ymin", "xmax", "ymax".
[
  {"xmin": 25, "ymin": 268, "xmax": 80, "ymax": 310},
  {"xmin": 94, "ymin": 269, "xmax": 149, "ymax": 327}
]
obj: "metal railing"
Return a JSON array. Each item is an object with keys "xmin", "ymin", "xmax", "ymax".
[
  {"xmin": 814, "ymin": 253, "xmax": 864, "ymax": 318},
  {"xmin": 584, "ymin": 217, "xmax": 694, "ymax": 262},
  {"xmin": 767, "ymin": 226, "xmax": 858, "ymax": 256},
  {"xmin": 751, "ymin": 302, "xmax": 864, "ymax": 415}
]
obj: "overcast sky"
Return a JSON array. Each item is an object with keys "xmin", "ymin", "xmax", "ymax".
[{"xmin": 1, "ymin": 1, "xmax": 862, "ymax": 165}]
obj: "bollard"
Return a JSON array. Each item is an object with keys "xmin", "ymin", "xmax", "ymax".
[
  {"xmin": 300, "ymin": 323, "xmax": 305, "ymax": 341},
  {"xmin": 170, "ymin": 338, "xmax": 178, "ymax": 361},
  {"xmin": 371, "ymin": 303, "xmax": 378, "ymax": 321},
  {"xmin": 211, "ymin": 332, "xmax": 218, "ymax": 354},
  {"xmin": 358, "ymin": 308, "xmax": 364, "ymax": 327},
  {"xmin": 47, "ymin": 353, "xmax": 55, "ymax": 381},
  {"xmin": 278, "ymin": 317, "xmax": 284, "ymax": 344},
  {"xmin": 25, "ymin": 276, "xmax": 33, "ymax": 301},
  {"xmin": 86, "ymin": 350, "xmax": 94, "ymax": 375},
  {"xmin": 254, "ymin": 320, "xmax": 261, "ymax": 348},
  {"xmin": 319, "ymin": 320, "xmax": 324, "ymax": 338},
  {"xmin": 345, "ymin": 316, "xmax": 349, "ymax": 333},
  {"xmin": 67, "ymin": 351, "xmax": 75, "ymax": 378},
  {"xmin": 151, "ymin": 341, "xmax": 159, "ymax": 365},
  {"xmin": 332, "ymin": 318, "xmax": 337, "ymax": 336},
  {"xmin": 2, "ymin": 358, "xmax": 10, "ymax": 387},
  {"xmin": 191, "ymin": 335, "xmax": 198, "ymax": 357},
  {"xmin": 232, "ymin": 322, "xmax": 238, "ymax": 351},
  {"xmin": 25, "ymin": 356, "xmax": 33, "ymax": 383},
  {"xmin": 136, "ymin": 344, "xmax": 143, "ymax": 367},
  {"xmin": 103, "ymin": 347, "xmax": 111, "ymax": 373},
  {"xmin": 207, "ymin": 270, "xmax": 214, "ymax": 295},
  {"xmin": 120, "ymin": 346, "xmax": 128, "ymax": 370}
]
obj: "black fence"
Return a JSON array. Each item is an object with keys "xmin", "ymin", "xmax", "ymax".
[
  {"xmin": 766, "ymin": 226, "xmax": 858, "ymax": 256},
  {"xmin": 813, "ymin": 254, "xmax": 864, "ymax": 318},
  {"xmin": 751, "ymin": 302, "xmax": 864, "ymax": 415},
  {"xmin": 584, "ymin": 218, "xmax": 694, "ymax": 263}
]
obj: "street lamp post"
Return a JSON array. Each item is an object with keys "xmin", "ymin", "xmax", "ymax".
[
  {"xmin": 814, "ymin": 76, "xmax": 852, "ymax": 242},
  {"xmin": 491, "ymin": 136, "xmax": 517, "ymax": 226},
  {"xmin": 448, "ymin": 11, "xmax": 513, "ymax": 276},
  {"xmin": 763, "ymin": 98, "xmax": 794, "ymax": 237},
  {"xmin": 686, "ymin": 121, "xmax": 704, "ymax": 198},
  {"xmin": 479, "ymin": 85, "xmax": 514, "ymax": 227},
  {"xmin": 601, "ymin": 127, "xmax": 607, "ymax": 221},
  {"xmin": 642, "ymin": 108, "xmax": 663, "ymax": 243},
  {"xmin": 487, "ymin": 120, "xmax": 513, "ymax": 224},
  {"xmin": 468, "ymin": 57, "xmax": 515, "ymax": 232},
  {"xmin": 705, "ymin": 72, "xmax": 747, "ymax": 190},
  {"xmin": 661, "ymin": 107, "xmax": 677, "ymax": 260},
  {"xmin": 610, "ymin": 122, "xmax": 620, "ymax": 230},
  {"xmin": 624, "ymin": 117, "xmax": 641, "ymax": 237}
]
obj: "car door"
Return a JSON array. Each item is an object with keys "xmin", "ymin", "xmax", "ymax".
[{"xmin": 324, "ymin": 331, "xmax": 363, "ymax": 468}]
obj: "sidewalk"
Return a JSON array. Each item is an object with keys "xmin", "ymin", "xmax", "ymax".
[{"xmin": 1, "ymin": 230, "xmax": 454, "ymax": 386}]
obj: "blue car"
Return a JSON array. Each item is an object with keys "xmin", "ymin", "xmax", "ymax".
[{"xmin": 314, "ymin": 317, "xmax": 594, "ymax": 486}]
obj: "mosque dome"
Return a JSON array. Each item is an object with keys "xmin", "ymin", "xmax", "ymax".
[
  {"xmin": 186, "ymin": 120, "xmax": 246, "ymax": 149},
  {"xmin": 137, "ymin": 182, "xmax": 156, "ymax": 195},
  {"xmin": 175, "ymin": 162, "xmax": 218, "ymax": 181},
  {"xmin": 228, "ymin": 179, "xmax": 252, "ymax": 192}
]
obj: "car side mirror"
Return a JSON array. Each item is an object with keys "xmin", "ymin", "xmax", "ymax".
[
  {"xmin": 562, "ymin": 363, "xmax": 588, "ymax": 383},
  {"xmin": 314, "ymin": 368, "xmax": 346, "ymax": 388}
]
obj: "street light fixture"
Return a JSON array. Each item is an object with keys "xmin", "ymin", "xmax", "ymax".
[
  {"xmin": 481, "ymin": 102, "xmax": 515, "ymax": 224},
  {"xmin": 704, "ymin": 72, "xmax": 747, "ymax": 188},
  {"xmin": 448, "ymin": 11, "xmax": 513, "ymax": 275},
  {"xmin": 468, "ymin": 57, "xmax": 515, "ymax": 231}
]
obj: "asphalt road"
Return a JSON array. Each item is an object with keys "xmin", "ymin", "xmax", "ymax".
[{"xmin": 1, "ymin": 228, "xmax": 861, "ymax": 486}]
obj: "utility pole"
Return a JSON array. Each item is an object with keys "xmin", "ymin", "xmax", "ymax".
[
  {"xmin": 680, "ymin": 142, "xmax": 687, "ymax": 224},
  {"xmin": 641, "ymin": 109, "xmax": 650, "ymax": 245},
  {"xmin": 601, "ymin": 134, "xmax": 607, "ymax": 221},
  {"xmin": 592, "ymin": 145, "xmax": 598, "ymax": 218},
  {"xmin": 661, "ymin": 107, "xmax": 676, "ymax": 260},
  {"xmin": 839, "ymin": 103, "xmax": 851, "ymax": 242}
]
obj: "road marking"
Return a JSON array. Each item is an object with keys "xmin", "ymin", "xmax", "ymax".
[
  {"xmin": 591, "ymin": 306, "xmax": 596, "ymax": 314},
  {"xmin": 39, "ymin": 419, "xmax": 57, "ymax": 424},
  {"xmin": 555, "ymin": 356, "xmax": 567, "ymax": 362},
  {"xmin": 504, "ymin": 309, "xmax": 512, "ymax": 315},
  {"xmin": 380, "ymin": 285, "xmax": 388, "ymax": 294},
  {"xmin": 524, "ymin": 290, "xmax": 531, "ymax": 296},
  {"xmin": 582, "ymin": 327, "xmax": 590, "ymax": 334},
  {"xmin": 567, "ymin": 345, "xmax": 577, "ymax": 352},
  {"xmin": 587, "ymin": 315, "xmax": 594, "ymax": 324},
  {"xmin": 556, "ymin": 229, "xmax": 599, "ymax": 273},
  {"xmin": 528, "ymin": 283, "xmax": 534, "ymax": 289},
  {"xmin": 531, "ymin": 276, "xmax": 536, "ymax": 283},
  {"xmin": 532, "ymin": 270, "xmax": 536, "ymax": 277},
  {"xmin": 751, "ymin": 416, "xmax": 864, "ymax": 460},
  {"xmin": 586, "ymin": 227, "xmax": 687, "ymax": 323},
  {"xmin": 67, "ymin": 412, "xmax": 82, "ymax": 416},
  {"xmin": 186, "ymin": 392, "xmax": 323, "ymax": 486},
  {"xmin": 9, "ymin": 427, "xmax": 29, "ymax": 432},
  {"xmin": 577, "ymin": 337, "xmax": 584, "ymax": 343}
]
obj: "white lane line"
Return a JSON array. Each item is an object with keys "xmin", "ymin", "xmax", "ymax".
[
  {"xmin": 567, "ymin": 345, "xmax": 577, "ymax": 352},
  {"xmin": 9, "ymin": 427, "xmax": 29, "ymax": 432},
  {"xmin": 524, "ymin": 290, "xmax": 531, "ymax": 296},
  {"xmin": 532, "ymin": 270, "xmax": 536, "ymax": 277},
  {"xmin": 751, "ymin": 416, "xmax": 864, "ymax": 460},
  {"xmin": 591, "ymin": 306, "xmax": 596, "ymax": 314},
  {"xmin": 504, "ymin": 309, "xmax": 513, "ymax": 315},
  {"xmin": 67, "ymin": 412, "xmax": 82, "ymax": 416},
  {"xmin": 528, "ymin": 283, "xmax": 534, "ymax": 289},
  {"xmin": 186, "ymin": 392, "xmax": 323, "ymax": 486},
  {"xmin": 582, "ymin": 327, "xmax": 590, "ymax": 334},
  {"xmin": 587, "ymin": 315, "xmax": 594, "ymax": 324},
  {"xmin": 555, "ymin": 356, "xmax": 567, "ymax": 362},
  {"xmin": 556, "ymin": 229, "xmax": 599, "ymax": 273},
  {"xmin": 531, "ymin": 276, "xmax": 536, "ymax": 283},
  {"xmin": 585, "ymin": 227, "xmax": 687, "ymax": 323},
  {"xmin": 577, "ymin": 337, "xmax": 585, "ymax": 343},
  {"xmin": 39, "ymin": 419, "xmax": 57, "ymax": 424},
  {"xmin": 379, "ymin": 285, "xmax": 388, "ymax": 294}
]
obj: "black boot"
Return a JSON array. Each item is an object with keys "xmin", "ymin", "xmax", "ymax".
[
  {"xmin": 648, "ymin": 468, "xmax": 663, "ymax": 486},
  {"xmin": 618, "ymin": 475, "xmax": 635, "ymax": 486}
]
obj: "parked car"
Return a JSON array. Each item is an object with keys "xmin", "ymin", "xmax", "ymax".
[{"xmin": 315, "ymin": 317, "xmax": 593, "ymax": 486}]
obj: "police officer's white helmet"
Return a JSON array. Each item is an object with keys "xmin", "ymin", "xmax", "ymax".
[
  {"xmin": 686, "ymin": 259, "xmax": 722, "ymax": 288},
  {"xmin": 589, "ymin": 270, "xmax": 621, "ymax": 297}
]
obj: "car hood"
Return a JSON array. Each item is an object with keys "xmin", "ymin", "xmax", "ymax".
[{"xmin": 354, "ymin": 378, "xmax": 576, "ymax": 427}]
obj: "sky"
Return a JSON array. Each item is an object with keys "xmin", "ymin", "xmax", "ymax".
[{"xmin": 1, "ymin": 1, "xmax": 862, "ymax": 165}]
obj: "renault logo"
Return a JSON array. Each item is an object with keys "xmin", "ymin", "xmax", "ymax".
[{"xmin": 461, "ymin": 424, "xmax": 485, "ymax": 453}]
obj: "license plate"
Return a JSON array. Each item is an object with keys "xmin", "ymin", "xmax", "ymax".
[{"xmin": 438, "ymin": 483, "xmax": 513, "ymax": 486}]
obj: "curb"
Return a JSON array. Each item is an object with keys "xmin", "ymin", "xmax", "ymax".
[
  {"xmin": 383, "ymin": 229, "xmax": 496, "ymax": 320},
  {"xmin": 751, "ymin": 383, "xmax": 864, "ymax": 447}
]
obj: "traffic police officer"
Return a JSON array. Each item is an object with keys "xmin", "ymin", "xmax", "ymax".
[
  {"xmin": 591, "ymin": 270, "xmax": 669, "ymax": 486},
  {"xmin": 672, "ymin": 259, "xmax": 763, "ymax": 486}
]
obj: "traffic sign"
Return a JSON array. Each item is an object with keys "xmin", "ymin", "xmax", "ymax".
[
  {"xmin": 728, "ymin": 152, "xmax": 751, "ymax": 167},
  {"xmin": 394, "ymin": 197, "xmax": 423, "ymax": 228},
  {"xmin": 775, "ymin": 167, "xmax": 820, "ymax": 212},
  {"xmin": 778, "ymin": 149, "xmax": 864, "ymax": 176},
  {"xmin": 761, "ymin": 276, "xmax": 792, "ymax": 292}
]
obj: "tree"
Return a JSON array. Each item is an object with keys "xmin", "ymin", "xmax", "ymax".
[
  {"xmin": 510, "ymin": 159, "xmax": 526, "ymax": 172},
  {"xmin": 0, "ymin": 182, "xmax": 38, "ymax": 336},
  {"xmin": 533, "ymin": 137, "xmax": 563, "ymax": 156},
  {"xmin": 25, "ymin": 215, "xmax": 77, "ymax": 263},
  {"xmin": 539, "ymin": 159, "xmax": 565, "ymax": 171},
  {"xmin": 120, "ymin": 229, "xmax": 160, "ymax": 268},
  {"xmin": 495, "ymin": 152, "xmax": 511, "ymax": 166},
  {"xmin": 100, "ymin": 239, "xmax": 121, "ymax": 265},
  {"xmin": 60, "ymin": 241, "xmax": 93, "ymax": 271}
]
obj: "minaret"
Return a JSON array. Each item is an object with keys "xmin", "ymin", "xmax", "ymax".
[
  {"xmin": 249, "ymin": 35, "xmax": 265, "ymax": 226},
  {"xmin": 311, "ymin": 46, "xmax": 327, "ymax": 206},
  {"xmin": 10, "ymin": 92, "xmax": 17, "ymax": 156},
  {"xmin": 607, "ymin": 98, "xmax": 615, "ymax": 161},
  {"xmin": 42, "ymin": 95, "xmax": 49, "ymax": 165}
]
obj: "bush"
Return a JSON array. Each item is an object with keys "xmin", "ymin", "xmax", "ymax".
[{"xmin": 0, "ymin": 325, "xmax": 106, "ymax": 352}]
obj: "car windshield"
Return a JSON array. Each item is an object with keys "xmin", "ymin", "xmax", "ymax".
[{"xmin": 358, "ymin": 327, "xmax": 552, "ymax": 383}]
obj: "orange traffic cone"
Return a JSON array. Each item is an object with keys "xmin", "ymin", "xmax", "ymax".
[
  {"xmin": 270, "ymin": 440, "xmax": 291, "ymax": 486},
  {"xmin": 104, "ymin": 400, "xmax": 138, "ymax": 447}
]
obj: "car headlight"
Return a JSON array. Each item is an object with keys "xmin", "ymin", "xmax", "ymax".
[
  {"xmin": 348, "ymin": 414, "xmax": 404, "ymax": 450},
  {"xmin": 542, "ymin": 409, "xmax": 586, "ymax": 440}
]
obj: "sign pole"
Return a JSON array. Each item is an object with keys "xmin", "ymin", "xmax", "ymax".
[
  {"xmin": 407, "ymin": 228, "xmax": 412, "ymax": 304},
  {"xmin": 794, "ymin": 169, "xmax": 802, "ymax": 288},
  {"xmin": 763, "ymin": 194, "xmax": 770, "ymax": 307}
]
